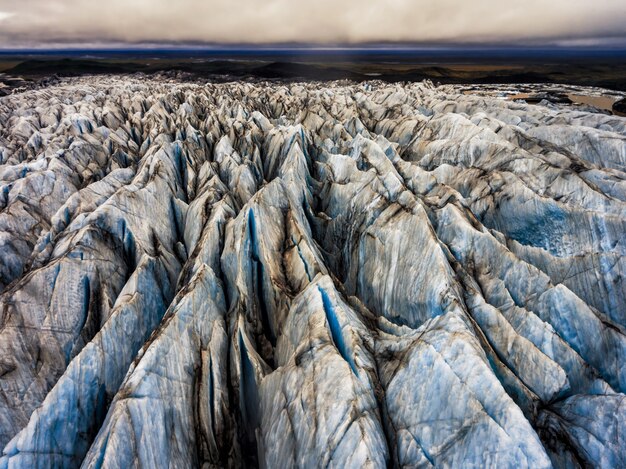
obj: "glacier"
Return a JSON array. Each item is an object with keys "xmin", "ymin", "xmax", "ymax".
[{"xmin": 0, "ymin": 76, "xmax": 625, "ymax": 468}]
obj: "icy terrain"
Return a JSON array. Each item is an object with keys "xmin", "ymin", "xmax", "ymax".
[{"xmin": 0, "ymin": 76, "xmax": 625, "ymax": 468}]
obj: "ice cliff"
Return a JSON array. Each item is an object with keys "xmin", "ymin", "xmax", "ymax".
[{"xmin": 0, "ymin": 76, "xmax": 625, "ymax": 468}]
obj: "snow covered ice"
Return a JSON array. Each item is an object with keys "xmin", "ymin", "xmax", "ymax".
[{"xmin": 0, "ymin": 75, "xmax": 625, "ymax": 468}]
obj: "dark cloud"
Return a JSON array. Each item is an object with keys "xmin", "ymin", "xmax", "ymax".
[{"xmin": 0, "ymin": 0, "xmax": 625, "ymax": 47}]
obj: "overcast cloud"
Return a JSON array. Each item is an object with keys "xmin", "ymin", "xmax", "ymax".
[{"xmin": 0, "ymin": 0, "xmax": 625, "ymax": 48}]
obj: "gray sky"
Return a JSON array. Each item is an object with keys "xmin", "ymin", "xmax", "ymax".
[{"xmin": 0, "ymin": 0, "xmax": 625, "ymax": 48}]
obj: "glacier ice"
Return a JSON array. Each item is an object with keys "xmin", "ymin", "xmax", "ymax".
[{"xmin": 0, "ymin": 76, "xmax": 625, "ymax": 468}]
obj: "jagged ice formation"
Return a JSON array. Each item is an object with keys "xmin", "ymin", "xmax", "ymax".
[{"xmin": 0, "ymin": 76, "xmax": 625, "ymax": 468}]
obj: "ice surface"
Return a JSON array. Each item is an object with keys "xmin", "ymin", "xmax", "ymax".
[{"xmin": 0, "ymin": 76, "xmax": 624, "ymax": 468}]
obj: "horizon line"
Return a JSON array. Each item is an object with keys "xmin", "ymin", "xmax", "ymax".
[
  {"xmin": 3, "ymin": 47, "xmax": 626, "ymax": 55},
  {"xmin": 2, "ymin": 40, "xmax": 626, "ymax": 53}
]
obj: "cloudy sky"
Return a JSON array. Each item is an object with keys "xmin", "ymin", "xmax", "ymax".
[{"xmin": 0, "ymin": 0, "xmax": 625, "ymax": 49}]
